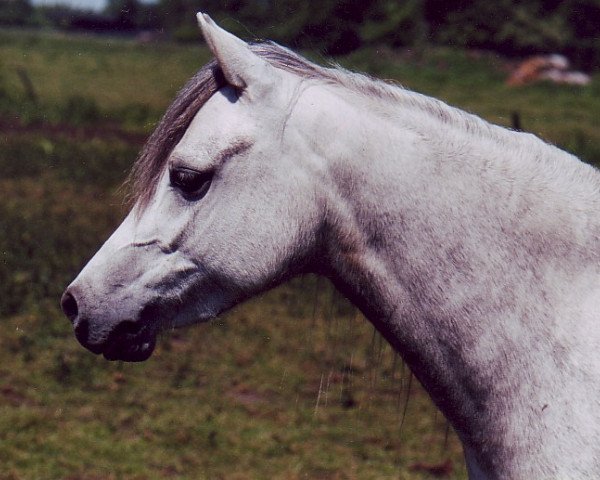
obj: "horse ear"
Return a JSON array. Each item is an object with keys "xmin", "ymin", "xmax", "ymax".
[{"xmin": 196, "ymin": 13, "xmax": 277, "ymax": 93}]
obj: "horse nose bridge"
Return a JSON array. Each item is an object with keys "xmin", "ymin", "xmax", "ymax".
[
  {"xmin": 76, "ymin": 239, "xmax": 158, "ymax": 290},
  {"xmin": 129, "ymin": 238, "xmax": 178, "ymax": 255},
  {"xmin": 63, "ymin": 239, "xmax": 169, "ymax": 315}
]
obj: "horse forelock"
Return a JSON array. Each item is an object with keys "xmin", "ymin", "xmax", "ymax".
[{"xmin": 125, "ymin": 59, "xmax": 224, "ymax": 209}]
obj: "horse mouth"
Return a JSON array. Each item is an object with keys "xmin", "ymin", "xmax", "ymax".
[
  {"xmin": 99, "ymin": 320, "xmax": 158, "ymax": 362},
  {"xmin": 74, "ymin": 321, "xmax": 157, "ymax": 361}
]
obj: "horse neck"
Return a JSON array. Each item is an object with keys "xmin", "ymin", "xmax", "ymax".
[{"xmin": 311, "ymin": 85, "xmax": 600, "ymax": 475}]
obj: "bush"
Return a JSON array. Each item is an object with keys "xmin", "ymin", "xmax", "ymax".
[
  {"xmin": 0, "ymin": 135, "xmax": 136, "ymax": 187},
  {"xmin": 0, "ymin": 0, "xmax": 33, "ymax": 26},
  {"xmin": 360, "ymin": 0, "xmax": 426, "ymax": 47},
  {"xmin": 154, "ymin": 0, "xmax": 600, "ymax": 63},
  {"xmin": 61, "ymin": 95, "xmax": 101, "ymax": 124}
]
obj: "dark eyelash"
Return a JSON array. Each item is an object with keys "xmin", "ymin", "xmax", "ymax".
[{"xmin": 169, "ymin": 167, "xmax": 213, "ymax": 200}]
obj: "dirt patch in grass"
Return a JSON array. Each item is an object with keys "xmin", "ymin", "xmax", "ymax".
[{"xmin": 0, "ymin": 116, "xmax": 147, "ymax": 145}]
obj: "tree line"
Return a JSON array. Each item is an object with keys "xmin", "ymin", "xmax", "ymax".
[{"xmin": 2, "ymin": 0, "xmax": 599, "ymax": 68}]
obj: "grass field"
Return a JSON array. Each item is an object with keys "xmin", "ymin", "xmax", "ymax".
[{"xmin": 0, "ymin": 28, "xmax": 599, "ymax": 479}]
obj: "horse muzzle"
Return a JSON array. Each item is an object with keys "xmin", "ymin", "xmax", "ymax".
[{"xmin": 60, "ymin": 288, "xmax": 159, "ymax": 362}]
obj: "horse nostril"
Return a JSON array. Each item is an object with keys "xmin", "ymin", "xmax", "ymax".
[
  {"xmin": 61, "ymin": 291, "xmax": 79, "ymax": 323},
  {"xmin": 60, "ymin": 290, "xmax": 104, "ymax": 355}
]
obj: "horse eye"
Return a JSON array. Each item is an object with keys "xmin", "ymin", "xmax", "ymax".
[{"xmin": 169, "ymin": 167, "xmax": 213, "ymax": 199}]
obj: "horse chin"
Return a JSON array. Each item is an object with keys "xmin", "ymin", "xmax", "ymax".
[{"xmin": 101, "ymin": 323, "xmax": 158, "ymax": 362}]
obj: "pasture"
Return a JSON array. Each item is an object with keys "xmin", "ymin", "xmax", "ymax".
[{"xmin": 0, "ymin": 28, "xmax": 599, "ymax": 479}]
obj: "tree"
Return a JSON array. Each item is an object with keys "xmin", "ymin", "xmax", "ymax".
[
  {"xmin": 0, "ymin": 0, "xmax": 33, "ymax": 26},
  {"xmin": 361, "ymin": 0, "xmax": 426, "ymax": 47},
  {"xmin": 106, "ymin": 0, "xmax": 140, "ymax": 30}
]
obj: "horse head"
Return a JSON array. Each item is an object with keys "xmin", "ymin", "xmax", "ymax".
[{"xmin": 61, "ymin": 15, "xmax": 328, "ymax": 361}]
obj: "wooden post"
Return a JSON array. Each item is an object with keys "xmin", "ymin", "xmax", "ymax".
[
  {"xmin": 511, "ymin": 111, "xmax": 522, "ymax": 132},
  {"xmin": 16, "ymin": 67, "xmax": 37, "ymax": 104}
]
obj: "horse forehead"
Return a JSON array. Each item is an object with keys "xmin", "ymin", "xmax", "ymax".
[
  {"xmin": 181, "ymin": 88, "xmax": 308, "ymax": 164},
  {"xmin": 170, "ymin": 91, "xmax": 253, "ymax": 162},
  {"xmin": 190, "ymin": 88, "xmax": 249, "ymax": 137}
]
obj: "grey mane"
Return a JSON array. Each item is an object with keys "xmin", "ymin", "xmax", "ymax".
[{"xmin": 127, "ymin": 42, "xmax": 538, "ymax": 208}]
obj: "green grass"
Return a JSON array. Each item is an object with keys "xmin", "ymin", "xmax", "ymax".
[
  {"xmin": 0, "ymin": 28, "xmax": 599, "ymax": 479},
  {"xmin": 0, "ymin": 31, "xmax": 200, "ymax": 105},
  {"xmin": 0, "ymin": 287, "xmax": 466, "ymax": 479}
]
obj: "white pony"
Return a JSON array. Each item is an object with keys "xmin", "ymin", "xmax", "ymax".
[{"xmin": 61, "ymin": 14, "xmax": 600, "ymax": 479}]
